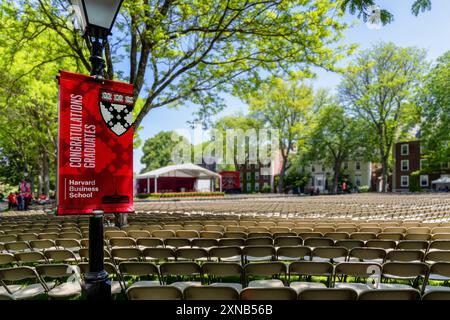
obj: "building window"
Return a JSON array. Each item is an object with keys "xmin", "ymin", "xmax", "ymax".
[
  {"xmin": 420, "ymin": 159, "xmax": 426, "ymax": 170},
  {"xmin": 401, "ymin": 144, "xmax": 409, "ymax": 155},
  {"xmin": 420, "ymin": 175, "xmax": 429, "ymax": 187},
  {"xmin": 355, "ymin": 175, "xmax": 362, "ymax": 186},
  {"xmin": 356, "ymin": 162, "xmax": 361, "ymax": 170},
  {"xmin": 255, "ymin": 184, "xmax": 259, "ymax": 192},
  {"xmin": 255, "ymin": 172, "xmax": 259, "ymax": 180},
  {"xmin": 401, "ymin": 160, "xmax": 409, "ymax": 171},
  {"xmin": 442, "ymin": 162, "xmax": 449, "ymax": 170},
  {"xmin": 321, "ymin": 166, "xmax": 325, "ymax": 172},
  {"xmin": 401, "ymin": 175, "xmax": 409, "ymax": 187},
  {"xmin": 246, "ymin": 172, "xmax": 251, "ymax": 180},
  {"xmin": 247, "ymin": 182, "xmax": 251, "ymax": 191}
]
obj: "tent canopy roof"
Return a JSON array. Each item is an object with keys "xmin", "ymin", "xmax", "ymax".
[
  {"xmin": 431, "ymin": 176, "xmax": 450, "ymax": 184},
  {"xmin": 137, "ymin": 163, "xmax": 220, "ymax": 179}
]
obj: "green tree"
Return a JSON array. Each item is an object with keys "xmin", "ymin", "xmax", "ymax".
[
  {"xmin": 140, "ymin": 131, "xmax": 191, "ymax": 173},
  {"xmin": 247, "ymin": 78, "xmax": 313, "ymax": 193},
  {"xmin": 213, "ymin": 115, "xmax": 263, "ymax": 171},
  {"xmin": 0, "ymin": 4, "xmax": 78, "ymax": 194},
  {"xmin": 341, "ymin": 0, "xmax": 432, "ymax": 25},
  {"xmin": 304, "ymin": 96, "xmax": 373, "ymax": 194},
  {"xmin": 338, "ymin": 42, "xmax": 427, "ymax": 192},
  {"xmin": 9, "ymin": 0, "xmax": 356, "ymax": 130},
  {"xmin": 418, "ymin": 51, "xmax": 450, "ymax": 169}
]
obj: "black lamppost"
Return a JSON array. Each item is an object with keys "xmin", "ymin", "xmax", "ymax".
[
  {"xmin": 70, "ymin": 0, "xmax": 124, "ymax": 300},
  {"xmin": 71, "ymin": 0, "xmax": 123, "ymax": 80}
]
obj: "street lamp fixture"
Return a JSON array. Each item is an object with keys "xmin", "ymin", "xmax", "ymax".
[{"xmin": 70, "ymin": 0, "xmax": 123, "ymax": 79}]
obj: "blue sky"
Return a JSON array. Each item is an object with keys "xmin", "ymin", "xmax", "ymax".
[{"xmin": 133, "ymin": 0, "xmax": 450, "ymax": 173}]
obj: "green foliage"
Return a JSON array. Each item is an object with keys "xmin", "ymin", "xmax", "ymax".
[
  {"xmin": 409, "ymin": 171, "xmax": 421, "ymax": 192},
  {"xmin": 303, "ymin": 93, "xmax": 374, "ymax": 193},
  {"xmin": 418, "ymin": 51, "xmax": 450, "ymax": 168},
  {"xmin": 8, "ymin": 0, "xmax": 356, "ymax": 129},
  {"xmin": 140, "ymin": 131, "xmax": 191, "ymax": 173},
  {"xmin": 339, "ymin": 42, "xmax": 427, "ymax": 192},
  {"xmin": 247, "ymin": 78, "xmax": 314, "ymax": 192},
  {"xmin": 358, "ymin": 185, "xmax": 371, "ymax": 192}
]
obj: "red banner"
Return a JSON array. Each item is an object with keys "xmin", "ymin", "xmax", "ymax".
[{"xmin": 57, "ymin": 70, "xmax": 134, "ymax": 215}]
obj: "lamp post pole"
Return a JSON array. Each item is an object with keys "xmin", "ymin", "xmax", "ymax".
[
  {"xmin": 69, "ymin": 0, "xmax": 125, "ymax": 300},
  {"xmin": 84, "ymin": 209, "xmax": 111, "ymax": 300}
]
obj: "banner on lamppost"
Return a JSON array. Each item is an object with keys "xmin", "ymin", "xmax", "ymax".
[{"xmin": 57, "ymin": 70, "xmax": 134, "ymax": 215}]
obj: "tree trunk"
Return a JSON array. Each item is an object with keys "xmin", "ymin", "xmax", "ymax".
[
  {"xmin": 42, "ymin": 149, "xmax": 50, "ymax": 196},
  {"xmin": 381, "ymin": 157, "xmax": 388, "ymax": 193},
  {"xmin": 278, "ymin": 165, "xmax": 287, "ymax": 194},
  {"xmin": 332, "ymin": 160, "xmax": 341, "ymax": 194},
  {"xmin": 38, "ymin": 156, "xmax": 44, "ymax": 195}
]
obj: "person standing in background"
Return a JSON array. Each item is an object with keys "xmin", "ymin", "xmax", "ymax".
[
  {"xmin": 7, "ymin": 192, "xmax": 17, "ymax": 210},
  {"xmin": 16, "ymin": 192, "xmax": 24, "ymax": 211}
]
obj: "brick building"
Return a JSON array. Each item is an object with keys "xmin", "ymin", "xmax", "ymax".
[{"xmin": 392, "ymin": 140, "xmax": 450, "ymax": 191}]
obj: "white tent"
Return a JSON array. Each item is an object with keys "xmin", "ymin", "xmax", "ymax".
[
  {"xmin": 137, "ymin": 163, "xmax": 222, "ymax": 193},
  {"xmin": 431, "ymin": 175, "xmax": 450, "ymax": 190}
]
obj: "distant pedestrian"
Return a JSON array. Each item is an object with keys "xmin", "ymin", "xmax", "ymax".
[
  {"xmin": 7, "ymin": 192, "xmax": 16, "ymax": 210},
  {"xmin": 16, "ymin": 192, "xmax": 24, "ymax": 211},
  {"xmin": 24, "ymin": 193, "xmax": 32, "ymax": 211}
]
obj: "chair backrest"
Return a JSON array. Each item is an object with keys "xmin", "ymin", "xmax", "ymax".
[
  {"xmin": 164, "ymin": 237, "xmax": 191, "ymax": 248},
  {"xmin": 126, "ymin": 285, "xmax": 183, "ymax": 300},
  {"xmin": 218, "ymin": 238, "xmax": 245, "ymax": 247},
  {"xmin": 350, "ymin": 232, "xmax": 377, "ymax": 240},
  {"xmin": 184, "ymin": 286, "xmax": 239, "ymax": 300},
  {"xmin": 111, "ymin": 247, "xmax": 142, "ymax": 261},
  {"xmin": 142, "ymin": 247, "xmax": 176, "ymax": 261},
  {"xmin": 289, "ymin": 261, "xmax": 333, "ymax": 279},
  {"xmin": 304, "ymin": 237, "xmax": 334, "ymax": 247},
  {"xmin": 365, "ymin": 240, "xmax": 397, "ymax": 250},
  {"xmin": 377, "ymin": 233, "xmax": 404, "ymax": 241},
  {"xmin": 109, "ymin": 237, "xmax": 136, "ymax": 248},
  {"xmin": 396, "ymin": 240, "xmax": 429, "ymax": 250},
  {"xmin": 240, "ymin": 287, "xmax": 297, "ymax": 300},
  {"xmin": 159, "ymin": 261, "xmax": 201, "ymax": 282},
  {"xmin": 246, "ymin": 237, "xmax": 273, "ymax": 246},
  {"xmin": 358, "ymin": 289, "xmax": 420, "ymax": 300},
  {"xmin": 274, "ymin": 236, "xmax": 303, "ymax": 247},
  {"xmin": 349, "ymin": 247, "xmax": 386, "ymax": 261},
  {"xmin": 312, "ymin": 247, "xmax": 348, "ymax": 261},
  {"xmin": 429, "ymin": 240, "xmax": 450, "ymax": 251},
  {"xmin": 244, "ymin": 261, "xmax": 286, "ymax": 283},
  {"xmin": 242, "ymin": 245, "xmax": 276, "ymax": 259},
  {"xmin": 424, "ymin": 250, "xmax": 450, "ymax": 264},
  {"xmin": 191, "ymin": 238, "xmax": 218, "ymax": 248},
  {"xmin": 324, "ymin": 232, "xmax": 349, "ymax": 240},
  {"xmin": 128, "ymin": 230, "xmax": 151, "ymax": 239},
  {"xmin": 277, "ymin": 246, "xmax": 311, "ymax": 260},
  {"xmin": 44, "ymin": 249, "xmax": 78, "ymax": 263},
  {"xmin": 136, "ymin": 238, "xmax": 164, "ymax": 248},
  {"xmin": 14, "ymin": 251, "xmax": 47, "ymax": 264},
  {"xmin": 176, "ymin": 248, "xmax": 208, "ymax": 261},
  {"xmin": 334, "ymin": 262, "xmax": 382, "ymax": 279},
  {"xmin": 422, "ymin": 290, "xmax": 450, "ymax": 300},
  {"xmin": 4, "ymin": 241, "xmax": 31, "ymax": 252},
  {"xmin": 0, "ymin": 253, "xmax": 16, "ymax": 266},
  {"xmin": 298, "ymin": 288, "xmax": 357, "ymax": 300},
  {"xmin": 176, "ymin": 230, "xmax": 200, "ymax": 238},
  {"xmin": 118, "ymin": 262, "xmax": 160, "ymax": 280},
  {"xmin": 201, "ymin": 262, "xmax": 243, "ymax": 279},
  {"xmin": 381, "ymin": 262, "xmax": 429, "ymax": 280},
  {"xmin": 386, "ymin": 250, "xmax": 424, "ymax": 262},
  {"xmin": 335, "ymin": 240, "xmax": 364, "ymax": 250},
  {"xmin": 209, "ymin": 246, "xmax": 242, "ymax": 261}
]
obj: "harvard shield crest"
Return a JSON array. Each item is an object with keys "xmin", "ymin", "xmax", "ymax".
[{"xmin": 99, "ymin": 89, "xmax": 134, "ymax": 136}]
